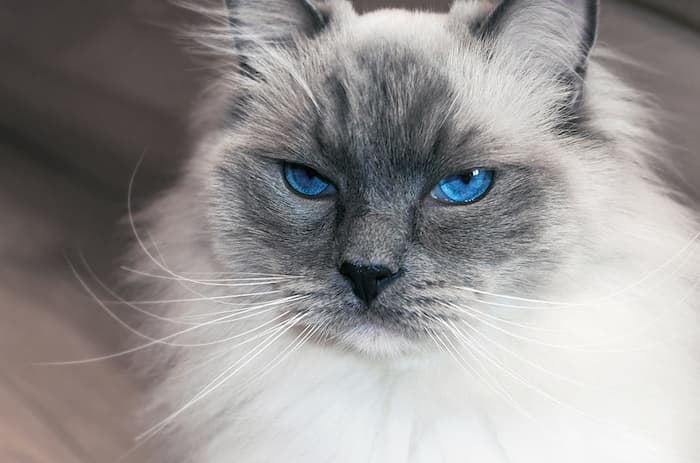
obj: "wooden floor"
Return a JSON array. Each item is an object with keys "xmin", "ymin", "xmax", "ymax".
[{"xmin": 1, "ymin": 2, "xmax": 698, "ymax": 463}]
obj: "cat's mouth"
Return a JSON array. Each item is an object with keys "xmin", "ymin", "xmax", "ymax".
[
  {"xmin": 341, "ymin": 318, "xmax": 427, "ymax": 358},
  {"xmin": 298, "ymin": 304, "xmax": 434, "ymax": 358}
]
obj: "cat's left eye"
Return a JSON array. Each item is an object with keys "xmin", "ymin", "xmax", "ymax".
[
  {"xmin": 430, "ymin": 169, "xmax": 494, "ymax": 204},
  {"xmin": 283, "ymin": 162, "xmax": 336, "ymax": 198}
]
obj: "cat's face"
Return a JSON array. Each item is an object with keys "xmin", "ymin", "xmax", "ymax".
[{"xmin": 208, "ymin": 0, "xmax": 599, "ymax": 356}]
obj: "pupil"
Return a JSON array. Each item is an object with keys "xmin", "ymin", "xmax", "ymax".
[{"xmin": 303, "ymin": 168, "xmax": 316, "ymax": 181}]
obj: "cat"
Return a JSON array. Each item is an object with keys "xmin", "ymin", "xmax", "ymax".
[{"xmin": 127, "ymin": 0, "xmax": 700, "ymax": 461}]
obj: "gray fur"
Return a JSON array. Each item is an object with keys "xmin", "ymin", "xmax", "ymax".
[{"xmin": 208, "ymin": 0, "xmax": 585, "ymax": 345}]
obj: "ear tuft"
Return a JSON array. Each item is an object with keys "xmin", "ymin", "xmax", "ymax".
[
  {"xmin": 475, "ymin": 0, "xmax": 599, "ymax": 78},
  {"xmin": 225, "ymin": 0, "xmax": 337, "ymax": 77},
  {"xmin": 226, "ymin": 0, "xmax": 330, "ymax": 38},
  {"xmin": 225, "ymin": 0, "xmax": 335, "ymax": 45}
]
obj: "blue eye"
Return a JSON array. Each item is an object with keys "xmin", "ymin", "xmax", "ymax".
[
  {"xmin": 283, "ymin": 162, "xmax": 335, "ymax": 197},
  {"xmin": 431, "ymin": 169, "xmax": 494, "ymax": 204}
]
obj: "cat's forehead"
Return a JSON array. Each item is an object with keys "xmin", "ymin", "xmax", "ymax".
[
  {"xmin": 312, "ymin": 41, "xmax": 459, "ymax": 177},
  {"xmin": 299, "ymin": 17, "xmax": 541, "ymax": 172},
  {"xmin": 237, "ymin": 6, "xmax": 565, "ymax": 177}
]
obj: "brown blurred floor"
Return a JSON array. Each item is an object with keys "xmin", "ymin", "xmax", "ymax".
[{"xmin": 0, "ymin": 143, "xmax": 139, "ymax": 462}]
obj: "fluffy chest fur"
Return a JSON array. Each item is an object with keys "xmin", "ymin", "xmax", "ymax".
[{"xmin": 157, "ymin": 289, "xmax": 698, "ymax": 463}]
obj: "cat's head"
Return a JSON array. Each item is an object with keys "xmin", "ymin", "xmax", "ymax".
[{"xmin": 205, "ymin": 0, "xmax": 605, "ymax": 356}]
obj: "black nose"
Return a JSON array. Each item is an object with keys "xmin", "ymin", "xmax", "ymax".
[{"xmin": 339, "ymin": 262, "xmax": 398, "ymax": 305}]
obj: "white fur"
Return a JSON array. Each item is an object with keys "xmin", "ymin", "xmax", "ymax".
[{"xmin": 129, "ymin": 4, "xmax": 700, "ymax": 462}]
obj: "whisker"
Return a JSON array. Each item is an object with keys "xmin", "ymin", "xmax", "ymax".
[
  {"xmin": 166, "ymin": 315, "xmax": 305, "ymax": 381},
  {"xmin": 446, "ymin": 318, "xmax": 587, "ymax": 387},
  {"xmin": 432, "ymin": 326, "xmax": 539, "ymax": 425},
  {"xmin": 120, "ymin": 267, "xmax": 297, "ymax": 287},
  {"xmin": 240, "ymin": 321, "xmax": 325, "ymax": 392},
  {"xmin": 109, "ymin": 313, "xmax": 302, "ymax": 463},
  {"xmin": 63, "ymin": 256, "xmax": 188, "ymax": 346},
  {"xmin": 568, "ymin": 271, "xmax": 700, "ymax": 350},
  {"xmin": 426, "ymin": 319, "xmax": 522, "ymax": 412},
  {"xmin": 173, "ymin": 297, "xmax": 309, "ymax": 323},
  {"xmin": 101, "ymin": 291, "xmax": 284, "ymax": 306},
  {"xmin": 459, "ymin": 316, "xmax": 668, "ymax": 459},
  {"xmin": 176, "ymin": 310, "xmax": 298, "ymax": 347},
  {"xmin": 445, "ymin": 301, "xmax": 677, "ymax": 353},
  {"xmin": 36, "ymin": 295, "xmax": 309, "ymax": 365},
  {"xmin": 452, "ymin": 302, "xmax": 622, "ymax": 352},
  {"xmin": 452, "ymin": 229, "xmax": 700, "ymax": 307},
  {"xmin": 176, "ymin": 270, "xmax": 304, "ymax": 278},
  {"xmin": 459, "ymin": 316, "xmax": 596, "ymax": 420},
  {"xmin": 124, "ymin": 155, "xmax": 305, "ymax": 292},
  {"xmin": 135, "ymin": 312, "xmax": 307, "ymax": 443},
  {"xmin": 76, "ymin": 253, "xmax": 278, "ymax": 328},
  {"xmin": 447, "ymin": 262, "xmax": 700, "ymax": 352},
  {"xmin": 76, "ymin": 252, "xmax": 194, "ymax": 325},
  {"xmin": 444, "ymin": 300, "xmax": 578, "ymax": 334},
  {"xmin": 143, "ymin": 237, "xmax": 294, "ymax": 316},
  {"xmin": 145, "ymin": 237, "xmax": 305, "ymax": 282}
]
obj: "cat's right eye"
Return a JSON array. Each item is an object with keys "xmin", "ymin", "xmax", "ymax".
[
  {"xmin": 430, "ymin": 168, "xmax": 494, "ymax": 204},
  {"xmin": 283, "ymin": 162, "xmax": 336, "ymax": 198}
]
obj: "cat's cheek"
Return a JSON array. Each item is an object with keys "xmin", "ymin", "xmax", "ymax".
[
  {"xmin": 250, "ymin": 200, "xmax": 337, "ymax": 256},
  {"xmin": 413, "ymin": 197, "xmax": 555, "ymax": 296},
  {"xmin": 210, "ymin": 171, "xmax": 338, "ymax": 273}
]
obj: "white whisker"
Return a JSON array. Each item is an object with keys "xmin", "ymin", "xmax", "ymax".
[
  {"xmin": 102, "ymin": 291, "xmax": 284, "ymax": 306},
  {"xmin": 167, "ymin": 315, "xmax": 304, "ymax": 381},
  {"xmin": 447, "ymin": 317, "xmax": 587, "ymax": 387},
  {"xmin": 124, "ymin": 155, "xmax": 304, "ymax": 293},
  {"xmin": 240, "ymin": 321, "xmax": 325, "ymax": 392},
  {"xmin": 460, "ymin": 316, "xmax": 594, "ymax": 418},
  {"xmin": 136, "ymin": 312, "xmax": 307, "ymax": 443},
  {"xmin": 36, "ymin": 294, "xmax": 308, "ymax": 365},
  {"xmin": 120, "ymin": 266, "xmax": 297, "ymax": 286},
  {"xmin": 445, "ymin": 301, "xmax": 669, "ymax": 353},
  {"xmin": 76, "ymin": 252, "xmax": 194, "ymax": 325},
  {"xmin": 458, "ymin": 316, "xmax": 666, "ymax": 459},
  {"xmin": 452, "ymin": 230, "xmax": 700, "ymax": 308},
  {"xmin": 433, "ymin": 325, "xmax": 539, "ymax": 425}
]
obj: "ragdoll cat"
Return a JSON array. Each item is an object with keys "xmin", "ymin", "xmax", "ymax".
[{"xmin": 129, "ymin": 0, "xmax": 700, "ymax": 461}]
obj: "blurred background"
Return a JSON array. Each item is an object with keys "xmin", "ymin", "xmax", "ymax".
[{"xmin": 1, "ymin": 1, "xmax": 698, "ymax": 462}]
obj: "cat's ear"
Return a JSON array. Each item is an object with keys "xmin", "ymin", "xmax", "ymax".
[
  {"xmin": 226, "ymin": 0, "xmax": 331, "ymax": 42},
  {"xmin": 225, "ymin": 0, "xmax": 348, "ymax": 78},
  {"xmin": 469, "ymin": 0, "xmax": 599, "ymax": 78},
  {"xmin": 225, "ymin": 0, "xmax": 340, "ymax": 75}
]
